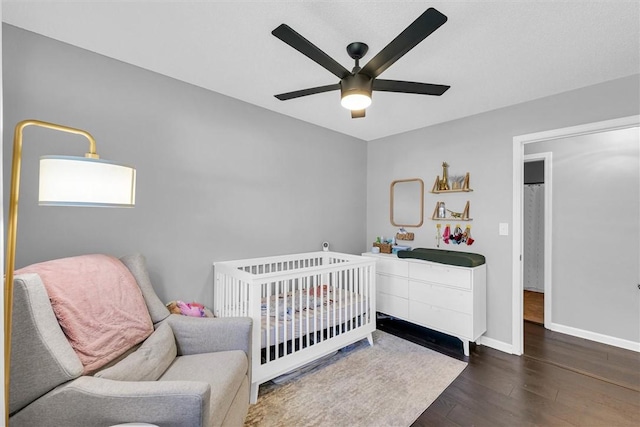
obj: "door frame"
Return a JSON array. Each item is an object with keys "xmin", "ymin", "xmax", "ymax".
[
  {"xmin": 511, "ymin": 115, "xmax": 640, "ymax": 355},
  {"xmin": 523, "ymin": 152, "xmax": 552, "ymax": 328}
]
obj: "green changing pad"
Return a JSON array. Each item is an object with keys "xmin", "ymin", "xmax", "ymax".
[{"xmin": 397, "ymin": 248, "xmax": 486, "ymax": 267}]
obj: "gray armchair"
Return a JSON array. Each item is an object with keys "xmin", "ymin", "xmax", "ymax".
[{"xmin": 9, "ymin": 253, "xmax": 251, "ymax": 427}]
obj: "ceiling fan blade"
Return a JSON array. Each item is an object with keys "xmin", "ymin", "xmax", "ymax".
[
  {"xmin": 373, "ymin": 79, "xmax": 450, "ymax": 96},
  {"xmin": 272, "ymin": 24, "xmax": 351, "ymax": 79},
  {"xmin": 360, "ymin": 8, "xmax": 447, "ymax": 79},
  {"xmin": 274, "ymin": 84, "xmax": 340, "ymax": 101},
  {"xmin": 351, "ymin": 109, "xmax": 366, "ymax": 119}
]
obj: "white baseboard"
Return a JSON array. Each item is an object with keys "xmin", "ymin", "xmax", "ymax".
[
  {"xmin": 476, "ymin": 336, "xmax": 514, "ymax": 354},
  {"xmin": 476, "ymin": 325, "xmax": 640, "ymax": 356},
  {"xmin": 548, "ymin": 322, "xmax": 640, "ymax": 353}
]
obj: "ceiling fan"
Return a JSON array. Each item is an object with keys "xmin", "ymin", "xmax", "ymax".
[{"xmin": 272, "ymin": 7, "xmax": 450, "ymax": 119}]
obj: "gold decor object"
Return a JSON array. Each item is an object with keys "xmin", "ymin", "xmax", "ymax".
[
  {"xmin": 438, "ymin": 162, "xmax": 450, "ymax": 191},
  {"xmin": 4, "ymin": 120, "xmax": 136, "ymax": 424}
]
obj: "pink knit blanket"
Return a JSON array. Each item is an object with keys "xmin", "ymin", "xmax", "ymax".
[{"xmin": 16, "ymin": 254, "xmax": 153, "ymax": 374}]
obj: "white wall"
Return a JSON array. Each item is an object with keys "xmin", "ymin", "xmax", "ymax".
[
  {"xmin": 367, "ymin": 74, "xmax": 640, "ymax": 348},
  {"xmin": 525, "ymin": 127, "xmax": 639, "ymax": 344},
  {"xmin": 2, "ymin": 25, "xmax": 367, "ymax": 308}
]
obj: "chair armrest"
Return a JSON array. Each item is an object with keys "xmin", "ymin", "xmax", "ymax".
[
  {"xmin": 164, "ymin": 314, "xmax": 252, "ymax": 356},
  {"xmin": 10, "ymin": 376, "xmax": 210, "ymax": 427}
]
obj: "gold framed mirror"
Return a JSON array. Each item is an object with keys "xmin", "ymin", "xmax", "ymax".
[{"xmin": 390, "ymin": 178, "xmax": 424, "ymax": 227}]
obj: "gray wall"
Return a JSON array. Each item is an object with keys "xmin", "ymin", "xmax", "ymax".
[
  {"xmin": 2, "ymin": 25, "xmax": 367, "ymax": 307},
  {"xmin": 525, "ymin": 128, "xmax": 639, "ymax": 343},
  {"xmin": 367, "ymin": 74, "xmax": 640, "ymax": 346},
  {"xmin": 4, "ymin": 23, "xmax": 639, "ymax": 349}
]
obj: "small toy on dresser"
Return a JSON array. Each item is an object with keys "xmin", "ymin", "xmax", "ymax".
[{"xmin": 166, "ymin": 300, "xmax": 215, "ymax": 317}]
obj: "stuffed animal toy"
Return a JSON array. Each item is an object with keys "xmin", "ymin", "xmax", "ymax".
[
  {"xmin": 166, "ymin": 301, "xmax": 181, "ymax": 315},
  {"xmin": 177, "ymin": 301, "xmax": 205, "ymax": 317},
  {"xmin": 166, "ymin": 300, "xmax": 214, "ymax": 317}
]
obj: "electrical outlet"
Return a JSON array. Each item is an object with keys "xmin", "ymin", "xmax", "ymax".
[{"xmin": 499, "ymin": 223, "xmax": 509, "ymax": 236}]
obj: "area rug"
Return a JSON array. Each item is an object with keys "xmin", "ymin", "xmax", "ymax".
[{"xmin": 244, "ymin": 330, "xmax": 467, "ymax": 427}]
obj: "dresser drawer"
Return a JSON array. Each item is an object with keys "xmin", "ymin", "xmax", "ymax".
[
  {"xmin": 409, "ymin": 280, "xmax": 472, "ymax": 313},
  {"xmin": 376, "ymin": 257, "xmax": 409, "ymax": 277},
  {"xmin": 377, "ymin": 293, "xmax": 409, "ymax": 319},
  {"xmin": 409, "ymin": 262, "xmax": 471, "ymax": 289},
  {"xmin": 409, "ymin": 301, "xmax": 471, "ymax": 338},
  {"xmin": 377, "ymin": 274, "xmax": 409, "ymax": 298}
]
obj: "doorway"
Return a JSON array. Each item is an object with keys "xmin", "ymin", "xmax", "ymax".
[
  {"xmin": 511, "ymin": 115, "xmax": 640, "ymax": 355},
  {"xmin": 523, "ymin": 154, "xmax": 551, "ymax": 327}
]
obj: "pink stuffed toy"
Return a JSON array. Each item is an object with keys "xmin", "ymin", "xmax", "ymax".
[{"xmin": 176, "ymin": 301, "xmax": 206, "ymax": 317}]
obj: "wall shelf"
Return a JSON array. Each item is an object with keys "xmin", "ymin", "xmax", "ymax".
[
  {"xmin": 431, "ymin": 188, "xmax": 474, "ymax": 194},
  {"xmin": 431, "ymin": 172, "xmax": 472, "ymax": 193},
  {"xmin": 431, "ymin": 200, "xmax": 472, "ymax": 221}
]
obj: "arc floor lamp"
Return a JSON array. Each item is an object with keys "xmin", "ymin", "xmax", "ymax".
[{"xmin": 3, "ymin": 119, "xmax": 136, "ymax": 422}]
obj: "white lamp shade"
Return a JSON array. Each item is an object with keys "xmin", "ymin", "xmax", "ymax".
[
  {"xmin": 39, "ymin": 156, "xmax": 136, "ymax": 207},
  {"xmin": 340, "ymin": 93, "xmax": 372, "ymax": 110}
]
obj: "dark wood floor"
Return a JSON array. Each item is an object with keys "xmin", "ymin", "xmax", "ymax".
[
  {"xmin": 524, "ymin": 290, "xmax": 544, "ymax": 325},
  {"xmin": 377, "ymin": 317, "xmax": 640, "ymax": 427}
]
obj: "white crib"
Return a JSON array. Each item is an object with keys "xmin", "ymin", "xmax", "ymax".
[{"xmin": 214, "ymin": 251, "xmax": 376, "ymax": 403}]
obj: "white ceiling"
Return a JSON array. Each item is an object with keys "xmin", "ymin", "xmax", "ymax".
[{"xmin": 3, "ymin": 1, "xmax": 639, "ymax": 141}]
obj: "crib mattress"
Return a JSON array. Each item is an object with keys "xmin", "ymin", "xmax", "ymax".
[
  {"xmin": 260, "ymin": 287, "xmax": 368, "ymax": 348},
  {"xmin": 397, "ymin": 248, "xmax": 486, "ymax": 267}
]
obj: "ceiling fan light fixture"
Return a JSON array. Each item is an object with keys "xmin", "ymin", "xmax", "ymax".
[
  {"xmin": 340, "ymin": 74, "xmax": 373, "ymax": 110},
  {"xmin": 341, "ymin": 93, "xmax": 372, "ymax": 110}
]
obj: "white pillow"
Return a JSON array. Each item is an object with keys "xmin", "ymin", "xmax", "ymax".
[{"xmin": 95, "ymin": 323, "xmax": 176, "ymax": 381}]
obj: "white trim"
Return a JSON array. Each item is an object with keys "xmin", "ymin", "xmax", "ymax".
[
  {"xmin": 513, "ymin": 115, "xmax": 640, "ymax": 145},
  {"xmin": 512, "ymin": 115, "xmax": 640, "ymax": 355},
  {"xmin": 523, "ymin": 153, "xmax": 552, "ymax": 329},
  {"xmin": 476, "ymin": 336, "xmax": 513, "ymax": 354},
  {"xmin": 548, "ymin": 322, "xmax": 640, "ymax": 353},
  {"xmin": 511, "ymin": 139, "xmax": 524, "ymax": 355}
]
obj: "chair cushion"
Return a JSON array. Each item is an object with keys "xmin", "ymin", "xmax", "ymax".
[
  {"xmin": 16, "ymin": 254, "xmax": 154, "ymax": 374},
  {"xmin": 94, "ymin": 322, "xmax": 177, "ymax": 381},
  {"xmin": 159, "ymin": 351, "xmax": 248, "ymax": 425}
]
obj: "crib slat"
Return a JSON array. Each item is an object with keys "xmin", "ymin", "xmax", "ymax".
[{"xmin": 282, "ymin": 280, "xmax": 287, "ymax": 359}]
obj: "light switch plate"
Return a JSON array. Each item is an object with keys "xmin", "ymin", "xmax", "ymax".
[{"xmin": 499, "ymin": 223, "xmax": 509, "ymax": 236}]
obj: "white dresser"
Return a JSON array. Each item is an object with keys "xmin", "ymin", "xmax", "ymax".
[{"xmin": 363, "ymin": 252, "xmax": 486, "ymax": 356}]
